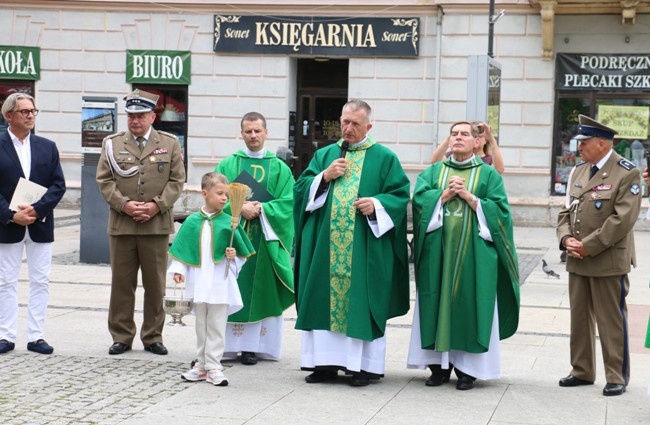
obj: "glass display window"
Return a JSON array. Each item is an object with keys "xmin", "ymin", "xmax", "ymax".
[{"xmin": 552, "ymin": 93, "xmax": 650, "ymax": 195}]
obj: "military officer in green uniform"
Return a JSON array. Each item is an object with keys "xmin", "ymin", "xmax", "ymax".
[
  {"xmin": 557, "ymin": 114, "xmax": 641, "ymax": 397},
  {"xmin": 97, "ymin": 89, "xmax": 186, "ymax": 356}
]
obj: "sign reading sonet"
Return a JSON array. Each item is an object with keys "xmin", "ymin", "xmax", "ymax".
[{"xmin": 214, "ymin": 15, "xmax": 419, "ymax": 57}]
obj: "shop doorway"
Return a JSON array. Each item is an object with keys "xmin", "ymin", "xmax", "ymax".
[{"xmin": 293, "ymin": 59, "xmax": 348, "ymax": 178}]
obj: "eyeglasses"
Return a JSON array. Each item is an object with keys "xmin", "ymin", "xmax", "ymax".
[{"xmin": 14, "ymin": 109, "xmax": 39, "ymax": 117}]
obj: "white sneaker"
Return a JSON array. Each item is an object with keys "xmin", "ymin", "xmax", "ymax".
[
  {"xmin": 181, "ymin": 366, "xmax": 207, "ymax": 382},
  {"xmin": 206, "ymin": 369, "xmax": 228, "ymax": 386}
]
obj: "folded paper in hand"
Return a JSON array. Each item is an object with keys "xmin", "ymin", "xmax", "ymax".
[
  {"xmin": 233, "ymin": 170, "xmax": 274, "ymax": 202},
  {"xmin": 10, "ymin": 177, "xmax": 47, "ymax": 211}
]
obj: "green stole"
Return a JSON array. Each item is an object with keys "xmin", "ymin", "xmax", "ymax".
[
  {"xmin": 168, "ymin": 209, "xmax": 255, "ymax": 266},
  {"xmin": 330, "ymin": 139, "xmax": 375, "ymax": 333},
  {"xmin": 436, "ymin": 160, "xmax": 482, "ymax": 351}
]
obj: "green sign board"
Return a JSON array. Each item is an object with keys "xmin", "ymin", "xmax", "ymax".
[
  {"xmin": 0, "ymin": 46, "xmax": 40, "ymax": 80},
  {"xmin": 126, "ymin": 50, "xmax": 191, "ymax": 85}
]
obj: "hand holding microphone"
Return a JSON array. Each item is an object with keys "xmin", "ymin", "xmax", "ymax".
[{"xmin": 324, "ymin": 141, "xmax": 349, "ymax": 182}]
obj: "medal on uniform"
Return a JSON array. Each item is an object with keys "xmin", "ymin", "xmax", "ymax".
[
  {"xmin": 150, "ymin": 156, "xmax": 156, "ymax": 163},
  {"xmin": 158, "ymin": 163, "xmax": 164, "ymax": 172},
  {"xmin": 595, "ymin": 200, "xmax": 602, "ymax": 209},
  {"xmin": 591, "ymin": 192, "xmax": 598, "ymax": 199}
]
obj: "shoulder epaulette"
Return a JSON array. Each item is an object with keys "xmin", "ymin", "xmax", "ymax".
[
  {"xmin": 104, "ymin": 131, "xmax": 125, "ymax": 140},
  {"xmin": 618, "ymin": 158, "xmax": 635, "ymax": 171},
  {"xmin": 157, "ymin": 130, "xmax": 179, "ymax": 140}
]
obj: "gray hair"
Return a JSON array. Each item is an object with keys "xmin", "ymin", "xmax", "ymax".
[
  {"xmin": 1, "ymin": 93, "xmax": 36, "ymax": 115},
  {"xmin": 342, "ymin": 99, "xmax": 372, "ymax": 121}
]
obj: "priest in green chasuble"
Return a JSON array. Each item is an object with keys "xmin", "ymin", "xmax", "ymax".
[
  {"xmin": 294, "ymin": 99, "xmax": 410, "ymax": 387},
  {"xmin": 214, "ymin": 112, "xmax": 295, "ymax": 366},
  {"xmin": 407, "ymin": 121, "xmax": 520, "ymax": 391}
]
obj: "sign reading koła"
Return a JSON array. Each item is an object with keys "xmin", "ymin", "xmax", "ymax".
[
  {"xmin": 214, "ymin": 15, "xmax": 419, "ymax": 57},
  {"xmin": 126, "ymin": 50, "xmax": 191, "ymax": 85},
  {"xmin": 0, "ymin": 46, "xmax": 40, "ymax": 80}
]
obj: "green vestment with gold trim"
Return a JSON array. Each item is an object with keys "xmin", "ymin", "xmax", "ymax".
[
  {"xmin": 215, "ymin": 150, "xmax": 295, "ymax": 322},
  {"xmin": 412, "ymin": 157, "xmax": 520, "ymax": 353},
  {"xmin": 294, "ymin": 138, "xmax": 410, "ymax": 341}
]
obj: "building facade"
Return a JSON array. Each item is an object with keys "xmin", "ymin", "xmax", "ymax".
[{"xmin": 1, "ymin": 0, "xmax": 649, "ymax": 225}]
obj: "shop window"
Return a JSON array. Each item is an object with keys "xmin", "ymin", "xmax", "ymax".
[
  {"xmin": 0, "ymin": 81, "xmax": 35, "ymax": 132},
  {"xmin": 132, "ymin": 84, "xmax": 188, "ymax": 174},
  {"xmin": 552, "ymin": 93, "xmax": 650, "ymax": 196}
]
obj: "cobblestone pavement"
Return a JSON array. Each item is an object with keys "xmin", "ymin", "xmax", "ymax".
[{"xmin": 0, "ymin": 354, "xmax": 190, "ymax": 425}]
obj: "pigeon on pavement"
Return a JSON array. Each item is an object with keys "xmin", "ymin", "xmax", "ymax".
[{"xmin": 542, "ymin": 259, "xmax": 560, "ymax": 279}]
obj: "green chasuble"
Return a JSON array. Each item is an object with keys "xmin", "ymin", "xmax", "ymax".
[
  {"xmin": 215, "ymin": 150, "xmax": 295, "ymax": 322},
  {"xmin": 294, "ymin": 138, "xmax": 411, "ymax": 341},
  {"xmin": 412, "ymin": 156, "xmax": 520, "ymax": 353},
  {"xmin": 168, "ymin": 210, "xmax": 255, "ymax": 265}
]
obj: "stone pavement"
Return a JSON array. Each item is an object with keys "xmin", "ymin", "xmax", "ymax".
[{"xmin": 1, "ymin": 209, "xmax": 649, "ymax": 425}]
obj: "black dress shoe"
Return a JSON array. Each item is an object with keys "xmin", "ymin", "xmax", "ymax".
[
  {"xmin": 241, "ymin": 351, "xmax": 258, "ymax": 365},
  {"xmin": 350, "ymin": 372, "xmax": 370, "ymax": 387},
  {"xmin": 108, "ymin": 342, "xmax": 131, "ymax": 355},
  {"xmin": 305, "ymin": 370, "xmax": 338, "ymax": 383},
  {"xmin": 144, "ymin": 342, "xmax": 168, "ymax": 355},
  {"xmin": 456, "ymin": 376, "xmax": 475, "ymax": 390},
  {"xmin": 27, "ymin": 339, "xmax": 54, "ymax": 354},
  {"xmin": 0, "ymin": 339, "xmax": 15, "ymax": 354},
  {"xmin": 558, "ymin": 375, "xmax": 594, "ymax": 387},
  {"xmin": 425, "ymin": 364, "xmax": 452, "ymax": 387},
  {"xmin": 603, "ymin": 383, "xmax": 626, "ymax": 396}
]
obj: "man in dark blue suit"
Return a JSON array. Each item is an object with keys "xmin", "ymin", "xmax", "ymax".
[{"xmin": 0, "ymin": 93, "xmax": 66, "ymax": 355}]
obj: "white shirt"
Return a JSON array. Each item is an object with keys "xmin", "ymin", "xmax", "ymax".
[{"xmin": 8, "ymin": 128, "xmax": 31, "ymax": 179}]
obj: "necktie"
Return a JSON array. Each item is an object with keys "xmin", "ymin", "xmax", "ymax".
[
  {"xmin": 590, "ymin": 165, "xmax": 598, "ymax": 179},
  {"xmin": 136, "ymin": 136, "xmax": 145, "ymax": 152}
]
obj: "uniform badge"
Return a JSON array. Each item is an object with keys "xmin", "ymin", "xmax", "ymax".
[
  {"xmin": 150, "ymin": 156, "xmax": 157, "ymax": 163},
  {"xmin": 591, "ymin": 192, "xmax": 598, "ymax": 199},
  {"xmin": 158, "ymin": 163, "xmax": 165, "ymax": 173},
  {"xmin": 595, "ymin": 200, "xmax": 602, "ymax": 209},
  {"xmin": 630, "ymin": 184, "xmax": 640, "ymax": 195}
]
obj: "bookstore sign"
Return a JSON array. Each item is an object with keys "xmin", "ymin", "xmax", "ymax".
[
  {"xmin": 556, "ymin": 53, "xmax": 650, "ymax": 91},
  {"xmin": 213, "ymin": 15, "xmax": 419, "ymax": 57},
  {"xmin": 126, "ymin": 50, "xmax": 191, "ymax": 85},
  {"xmin": 0, "ymin": 46, "xmax": 40, "ymax": 80}
]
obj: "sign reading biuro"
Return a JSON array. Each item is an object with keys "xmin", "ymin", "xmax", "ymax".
[
  {"xmin": 126, "ymin": 50, "xmax": 191, "ymax": 85},
  {"xmin": 213, "ymin": 15, "xmax": 419, "ymax": 57}
]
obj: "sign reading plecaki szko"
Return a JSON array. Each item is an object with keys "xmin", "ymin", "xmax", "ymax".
[
  {"xmin": 0, "ymin": 46, "xmax": 40, "ymax": 80},
  {"xmin": 213, "ymin": 15, "xmax": 419, "ymax": 57},
  {"xmin": 126, "ymin": 50, "xmax": 191, "ymax": 85},
  {"xmin": 556, "ymin": 53, "xmax": 650, "ymax": 91}
]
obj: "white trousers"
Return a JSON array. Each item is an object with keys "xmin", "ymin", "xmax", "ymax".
[
  {"xmin": 194, "ymin": 303, "xmax": 228, "ymax": 371},
  {"xmin": 0, "ymin": 232, "xmax": 52, "ymax": 343}
]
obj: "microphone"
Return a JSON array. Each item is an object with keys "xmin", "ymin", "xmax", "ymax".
[{"xmin": 340, "ymin": 141, "xmax": 350, "ymax": 159}]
